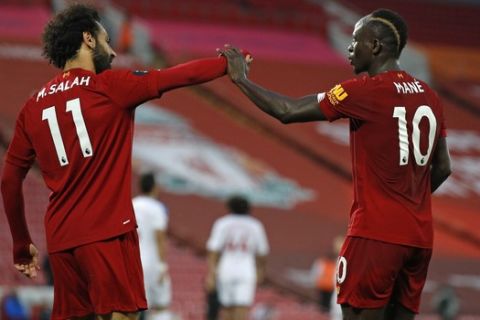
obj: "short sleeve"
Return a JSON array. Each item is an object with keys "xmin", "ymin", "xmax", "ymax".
[
  {"xmin": 434, "ymin": 92, "xmax": 447, "ymax": 138},
  {"xmin": 255, "ymin": 222, "xmax": 269, "ymax": 256},
  {"xmin": 5, "ymin": 108, "xmax": 35, "ymax": 169},
  {"xmin": 318, "ymin": 76, "xmax": 376, "ymax": 122},
  {"xmin": 206, "ymin": 220, "xmax": 224, "ymax": 252},
  {"xmin": 440, "ymin": 121, "xmax": 447, "ymax": 138},
  {"xmin": 99, "ymin": 70, "xmax": 160, "ymax": 109}
]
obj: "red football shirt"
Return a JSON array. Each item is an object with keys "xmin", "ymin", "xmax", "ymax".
[
  {"xmin": 5, "ymin": 58, "xmax": 226, "ymax": 253},
  {"xmin": 319, "ymin": 70, "xmax": 446, "ymax": 248}
]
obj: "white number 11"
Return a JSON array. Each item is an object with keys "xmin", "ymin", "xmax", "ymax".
[{"xmin": 42, "ymin": 98, "xmax": 93, "ymax": 166}]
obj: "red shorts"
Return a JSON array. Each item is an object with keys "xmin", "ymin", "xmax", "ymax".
[
  {"xmin": 336, "ymin": 236, "xmax": 432, "ymax": 313},
  {"xmin": 49, "ymin": 230, "xmax": 147, "ymax": 319}
]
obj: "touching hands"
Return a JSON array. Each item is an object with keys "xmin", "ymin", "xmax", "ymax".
[
  {"xmin": 14, "ymin": 244, "xmax": 40, "ymax": 279},
  {"xmin": 217, "ymin": 44, "xmax": 253, "ymax": 83}
]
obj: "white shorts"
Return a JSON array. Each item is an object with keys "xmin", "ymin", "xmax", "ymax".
[
  {"xmin": 144, "ymin": 272, "xmax": 171, "ymax": 308},
  {"xmin": 217, "ymin": 278, "xmax": 256, "ymax": 307}
]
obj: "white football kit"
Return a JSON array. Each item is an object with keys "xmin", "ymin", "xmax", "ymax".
[
  {"xmin": 207, "ymin": 214, "xmax": 269, "ymax": 306},
  {"xmin": 132, "ymin": 195, "xmax": 171, "ymax": 308}
]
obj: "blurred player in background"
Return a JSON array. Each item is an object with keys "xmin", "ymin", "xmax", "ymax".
[
  {"xmin": 0, "ymin": 3, "xmax": 240, "ymax": 319},
  {"xmin": 310, "ymin": 235, "xmax": 344, "ymax": 315},
  {"xmin": 221, "ymin": 8, "xmax": 451, "ymax": 320},
  {"xmin": 206, "ymin": 195, "xmax": 269, "ymax": 320},
  {"xmin": 133, "ymin": 173, "xmax": 172, "ymax": 320}
]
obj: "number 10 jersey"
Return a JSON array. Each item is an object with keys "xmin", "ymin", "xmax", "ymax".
[{"xmin": 318, "ymin": 70, "xmax": 446, "ymax": 248}]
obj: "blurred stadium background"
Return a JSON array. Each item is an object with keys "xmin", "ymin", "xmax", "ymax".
[{"xmin": 0, "ymin": 0, "xmax": 479, "ymax": 319}]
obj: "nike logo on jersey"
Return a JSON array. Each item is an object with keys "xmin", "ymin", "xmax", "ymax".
[
  {"xmin": 393, "ymin": 80, "xmax": 424, "ymax": 94},
  {"xmin": 123, "ymin": 219, "xmax": 131, "ymax": 225}
]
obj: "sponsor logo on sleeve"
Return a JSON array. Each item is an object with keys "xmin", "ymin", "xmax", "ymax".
[{"xmin": 326, "ymin": 84, "xmax": 348, "ymax": 105}]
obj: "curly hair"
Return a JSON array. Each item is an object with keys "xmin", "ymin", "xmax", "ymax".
[
  {"xmin": 139, "ymin": 172, "xmax": 156, "ymax": 194},
  {"xmin": 227, "ymin": 195, "xmax": 250, "ymax": 215},
  {"xmin": 42, "ymin": 4, "xmax": 101, "ymax": 69}
]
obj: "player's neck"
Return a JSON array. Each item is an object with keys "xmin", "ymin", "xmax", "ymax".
[
  {"xmin": 368, "ymin": 58, "xmax": 401, "ymax": 77},
  {"xmin": 63, "ymin": 47, "xmax": 96, "ymax": 73}
]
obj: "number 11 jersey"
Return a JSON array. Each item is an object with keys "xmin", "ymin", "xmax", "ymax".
[
  {"xmin": 6, "ymin": 68, "xmax": 161, "ymax": 253},
  {"xmin": 318, "ymin": 70, "xmax": 446, "ymax": 248}
]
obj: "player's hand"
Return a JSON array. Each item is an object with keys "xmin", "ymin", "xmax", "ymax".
[
  {"xmin": 14, "ymin": 244, "xmax": 40, "ymax": 279},
  {"xmin": 217, "ymin": 44, "xmax": 252, "ymax": 83},
  {"xmin": 158, "ymin": 271, "xmax": 168, "ymax": 284},
  {"xmin": 257, "ymin": 269, "xmax": 266, "ymax": 285},
  {"xmin": 157, "ymin": 262, "xmax": 168, "ymax": 283}
]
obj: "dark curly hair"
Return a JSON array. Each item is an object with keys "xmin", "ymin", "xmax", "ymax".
[
  {"xmin": 139, "ymin": 172, "xmax": 156, "ymax": 194},
  {"xmin": 42, "ymin": 4, "xmax": 101, "ymax": 69},
  {"xmin": 227, "ymin": 195, "xmax": 250, "ymax": 215}
]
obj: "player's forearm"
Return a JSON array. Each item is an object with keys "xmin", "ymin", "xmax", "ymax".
[
  {"xmin": 156, "ymin": 56, "xmax": 227, "ymax": 93},
  {"xmin": 234, "ymin": 78, "xmax": 296, "ymax": 123},
  {"xmin": 207, "ymin": 251, "xmax": 219, "ymax": 275},
  {"xmin": 256, "ymin": 255, "xmax": 267, "ymax": 283},
  {"xmin": 1, "ymin": 162, "xmax": 33, "ymax": 263},
  {"xmin": 431, "ymin": 164, "xmax": 451, "ymax": 193},
  {"xmin": 155, "ymin": 230, "xmax": 167, "ymax": 262},
  {"xmin": 158, "ymin": 244, "xmax": 166, "ymax": 263},
  {"xmin": 430, "ymin": 138, "xmax": 451, "ymax": 193}
]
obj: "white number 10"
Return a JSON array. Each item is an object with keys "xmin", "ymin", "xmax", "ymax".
[
  {"xmin": 42, "ymin": 98, "xmax": 93, "ymax": 166},
  {"xmin": 393, "ymin": 105, "xmax": 437, "ymax": 166}
]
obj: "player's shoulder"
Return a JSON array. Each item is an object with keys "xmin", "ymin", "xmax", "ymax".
[
  {"xmin": 414, "ymin": 77, "xmax": 437, "ymax": 97},
  {"xmin": 132, "ymin": 195, "xmax": 146, "ymax": 205},
  {"xmin": 403, "ymin": 73, "xmax": 440, "ymax": 101},
  {"xmin": 215, "ymin": 214, "xmax": 232, "ymax": 224},
  {"xmin": 134, "ymin": 195, "xmax": 166, "ymax": 209},
  {"xmin": 239, "ymin": 215, "xmax": 264, "ymax": 229},
  {"xmin": 326, "ymin": 75, "xmax": 372, "ymax": 104},
  {"xmin": 95, "ymin": 69, "xmax": 121, "ymax": 82},
  {"xmin": 210, "ymin": 216, "xmax": 229, "ymax": 233},
  {"xmin": 339, "ymin": 74, "xmax": 372, "ymax": 87},
  {"xmin": 214, "ymin": 214, "xmax": 239, "ymax": 227},
  {"xmin": 24, "ymin": 73, "xmax": 61, "ymax": 109}
]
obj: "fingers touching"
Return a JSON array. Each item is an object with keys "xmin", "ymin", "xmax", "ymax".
[{"xmin": 217, "ymin": 44, "xmax": 251, "ymax": 82}]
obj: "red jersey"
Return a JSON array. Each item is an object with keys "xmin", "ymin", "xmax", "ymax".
[
  {"xmin": 319, "ymin": 71, "xmax": 446, "ymax": 248},
  {"xmin": 4, "ymin": 58, "xmax": 226, "ymax": 254}
]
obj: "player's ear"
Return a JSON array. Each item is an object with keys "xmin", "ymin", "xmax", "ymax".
[
  {"xmin": 83, "ymin": 32, "xmax": 96, "ymax": 50},
  {"xmin": 372, "ymin": 38, "xmax": 382, "ymax": 55}
]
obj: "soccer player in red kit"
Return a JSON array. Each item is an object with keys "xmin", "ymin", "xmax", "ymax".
[
  {"xmin": 220, "ymin": 9, "xmax": 451, "ymax": 320},
  {"xmin": 0, "ymin": 4, "xmax": 239, "ymax": 320}
]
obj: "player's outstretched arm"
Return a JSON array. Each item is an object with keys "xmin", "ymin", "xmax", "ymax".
[
  {"xmin": 155, "ymin": 56, "xmax": 228, "ymax": 93},
  {"xmin": 1, "ymin": 162, "xmax": 40, "ymax": 278},
  {"xmin": 430, "ymin": 137, "xmax": 451, "ymax": 193},
  {"xmin": 154, "ymin": 45, "xmax": 251, "ymax": 94},
  {"xmin": 222, "ymin": 47, "xmax": 327, "ymax": 123}
]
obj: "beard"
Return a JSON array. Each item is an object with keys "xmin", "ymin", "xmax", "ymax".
[{"xmin": 93, "ymin": 44, "xmax": 112, "ymax": 74}]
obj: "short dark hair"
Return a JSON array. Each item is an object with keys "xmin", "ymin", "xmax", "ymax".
[
  {"xmin": 369, "ymin": 9, "xmax": 408, "ymax": 58},
  {"xmin": 139, "ymin": 172, "xmax": 156, "ymax": 194},
  {"xmin": 227, "ymin": 195, "xmax": 250, "ymax": 215},
  {"xmin": 42, "ymin": 4, "xmax": 101, "ymax": 68}
]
